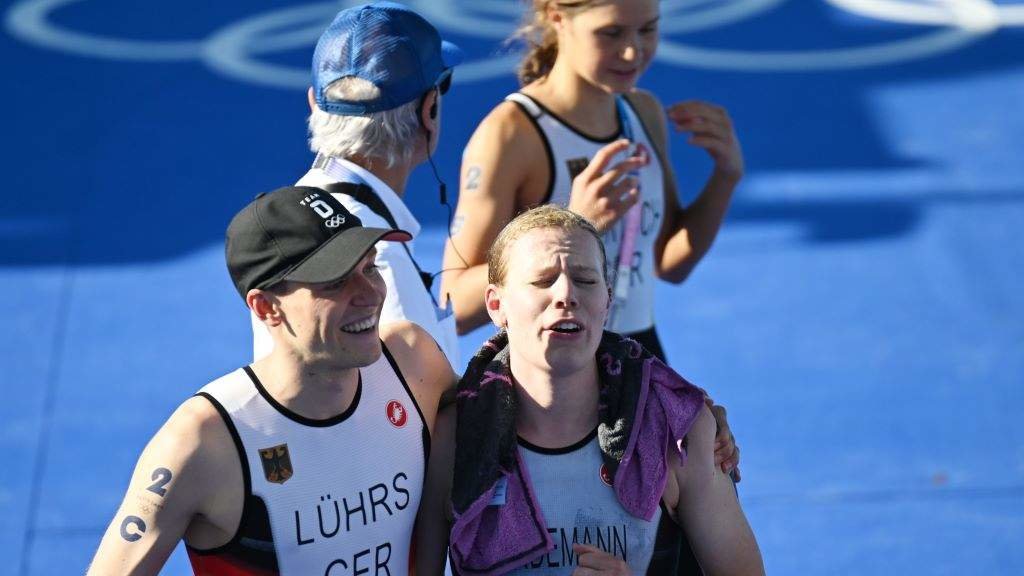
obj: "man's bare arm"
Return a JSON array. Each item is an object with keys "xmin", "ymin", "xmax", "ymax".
[
  {"xmin": 381, "ymin": 321, "xmax": 458, "ymax": 434},
  {"xmin": 381, "ymin": 321, "xmax": 458, "ymax": 573},
  {"xmin": 673, "ymin": 406, "xmax": 764, "ymax": 576},
  {"xmin": 414, "ymin": 404, "xmax": 456, "ymax": 574},
  {"xmin": 88, "ymin": 397, "xmax": 236, "ymax": 575}
]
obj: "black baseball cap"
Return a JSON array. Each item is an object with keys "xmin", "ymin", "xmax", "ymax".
[{"xmin": 226, "ymin": 186, "xmax": 411, "ymax": 299}]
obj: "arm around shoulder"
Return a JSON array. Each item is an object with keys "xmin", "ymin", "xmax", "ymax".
[
  {"xmin": 672, "ymin": 406, "xmax": 764, "ymax": 576},
  {"xmin": 414, "ymin": 403, "xmax": 456, "ymax": 574}
]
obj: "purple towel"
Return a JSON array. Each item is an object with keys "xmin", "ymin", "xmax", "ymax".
[{"xmin": 449, "ymin": 331, "xmax": 706, "ymax": 575}]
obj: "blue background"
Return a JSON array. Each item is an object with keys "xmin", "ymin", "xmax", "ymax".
[{"xmin": 2, "ymin": 0, "xmax": 1023, "ymax": 573}]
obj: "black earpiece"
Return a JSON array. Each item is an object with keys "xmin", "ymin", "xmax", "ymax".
[
  {"xmin": 418, "ymin": 88, "xmax": 439, "ymax": 126},
  {"xmin": 419, "ymin": 87, "xmax": 446, "ymax": 206}
]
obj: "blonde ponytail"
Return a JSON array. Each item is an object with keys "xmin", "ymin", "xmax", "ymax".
[{"xmin": 512, "ymin": 1, "xmax": 597, "ymax": 86}]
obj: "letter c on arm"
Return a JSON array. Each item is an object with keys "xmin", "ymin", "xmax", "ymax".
[{"xmin": 119, "ymin": 516, "xmax": 147, "ymax": 543}]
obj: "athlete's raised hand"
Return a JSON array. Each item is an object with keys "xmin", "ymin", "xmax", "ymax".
[
  {"xmin": 667, "ymin": 100, "xmax": 744, "ymax": 181},
  {"xmin": 567, "ymin": 139, "xmax": 649, "ymax": 233},
  {"xmin": 572, "ymin": 544, "xmax": 632, "ymax": 576}
]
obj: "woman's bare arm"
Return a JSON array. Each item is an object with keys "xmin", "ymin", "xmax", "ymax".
[
  {"xmin": 629, "ymin": 90, "xmax": 742, "ymax": 285},
  {"xmin": 441, "ymin": 102, "xmax": 547, "ymax": 334}
]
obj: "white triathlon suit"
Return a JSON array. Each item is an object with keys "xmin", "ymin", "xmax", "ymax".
[
  {"xmin": 505, "ymin": 93, "xmax": 664, "ymax": 335},
  {"xmin": 187, "ymin": 344, "xmax": 426, "ymax": 575},
  {"xmin": 508, "ymin": 431, "xmax": 662, "ymax": 574}
]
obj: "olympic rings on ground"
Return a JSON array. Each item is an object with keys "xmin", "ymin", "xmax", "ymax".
[{"xmin": 4, "ymin": 0, "xmax": 1021, "ymax": 87}]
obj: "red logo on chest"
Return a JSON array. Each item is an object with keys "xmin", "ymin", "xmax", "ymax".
[
  {"xmin": 600, "ymin": 464, "xmax": 614, "ymax": 487},
  {"xmin": 386, "ymin": 400, "xmax": 408, "ymax": 428}
]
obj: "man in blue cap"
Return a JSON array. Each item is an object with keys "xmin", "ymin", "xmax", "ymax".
[{"xmin": 252, "ymin": 1, "xmax": 464, "ymax": 370}]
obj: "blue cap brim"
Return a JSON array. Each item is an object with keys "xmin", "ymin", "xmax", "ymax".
[{"xmin": 441, "ymin": 40, "xmax": 464, "ymax": 69}]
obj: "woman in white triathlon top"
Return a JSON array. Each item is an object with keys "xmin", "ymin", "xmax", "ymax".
[
  {"xmin": 440, "ymin": 1, "xmax": 744, "ymax": 573},
  {"xmin": 441, "ymin": 0, "xmax": 743, "ymax": 360}
]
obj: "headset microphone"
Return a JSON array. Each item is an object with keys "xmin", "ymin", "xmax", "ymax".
[
  {"xmin": 423, "ymin": 128, "xmax": 447, "ymax": 205},
  {"xmin": 419, "ymin": 86, "xmax": 466, "ymax": 272}
]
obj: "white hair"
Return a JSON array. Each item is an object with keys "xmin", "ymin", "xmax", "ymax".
[{"xmin": 308, "ymin": 77, "xmax": 423, "ymax": 167}]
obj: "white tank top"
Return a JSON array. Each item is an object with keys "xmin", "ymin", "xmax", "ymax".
[
  {"xmin": 507, "ymin": 431, "xmax": 662, "ymax": 574},
  {"xmin": 506, "ymin": 93, "xmax": 664, "ymax": 334},
  {"xmin": 196, "ymin": 346, "xmax": 425, "ymax": 575}
]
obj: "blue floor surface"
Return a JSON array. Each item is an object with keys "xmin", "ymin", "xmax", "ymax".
[{"xmin": 3, "ymin": 1, "xmax": 1023, "ymax": 574}]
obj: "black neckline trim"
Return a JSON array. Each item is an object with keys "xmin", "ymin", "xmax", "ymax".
[
  {"xmin": 619, "ymin": 95, "xmax": 657, "ymax": 152},
  {"xmin": 518, "ymin": 426, "xmax": 598, "ymax": 455},
  {"xmin": 517, "ymin": 92, "xmax": 623, "ymax": 143},
  {"xmin": 242, "ymin": 365, "xmax": 362, "ymax": 427}
]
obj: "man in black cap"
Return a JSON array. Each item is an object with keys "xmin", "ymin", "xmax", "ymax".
[{"xmin": 89, "ymin": 186, "xmax": 456, "ymax": 575}]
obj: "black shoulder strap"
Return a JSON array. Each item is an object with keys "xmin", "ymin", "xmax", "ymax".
[
  {"xmin": 621, "ymin": 91, "xmax": 672, "ymax": 192},
  {"xmin": 323, "ymin": 182, "xmax": 398, "ymax": 229},
  {"xmin": 321, "ymin": 182, "xmax": 434, "ymax": 292}
]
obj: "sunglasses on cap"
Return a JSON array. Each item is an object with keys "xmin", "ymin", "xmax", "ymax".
[{"xmin": 437, "ymin": 70, "xmax": 453, "ymax": 95}]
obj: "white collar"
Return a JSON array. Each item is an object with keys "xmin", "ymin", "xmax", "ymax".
[{"xmin": 320, "ymin": 156, "xmax": 421, "ymax": 239}]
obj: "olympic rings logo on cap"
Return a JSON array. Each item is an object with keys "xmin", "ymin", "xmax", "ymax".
[{"xmin": 4, "ymin": 0, "xmax": 1022, "ymax": 88}]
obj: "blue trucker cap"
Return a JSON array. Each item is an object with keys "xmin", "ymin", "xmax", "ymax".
[{"xmin": 312, "ymin": 2, "xmax": 464, "ymax": 116}]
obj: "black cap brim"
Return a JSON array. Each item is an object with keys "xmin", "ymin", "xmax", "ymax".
[{"xmin": 281, "ymin": 226, "xmax": 411, "ymax": 286}]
